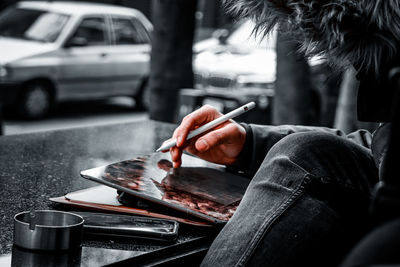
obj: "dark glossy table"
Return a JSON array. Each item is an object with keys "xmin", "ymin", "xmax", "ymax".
[{"xmin": 0, "ymin": 120, "xmax": 215, "ymax": 266}]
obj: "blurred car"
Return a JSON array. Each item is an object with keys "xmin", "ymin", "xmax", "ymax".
[
  {"xmin": 185, "ymin": 19, "xmax": 278, "ymax": 123},
  {"xmin": 191, "ymin": 20, "xmax": 324, "ymax": 118},
  {"xmin": 0, "ymin": 1, "xmax": 152, "ymax": 119},
  {"xmin": 193, "ymin": 20, "xmax": 277, "ymax": 89},
  {"xmin": 192, "ymin": 20, "xmax": 276, "ymax": 112}
]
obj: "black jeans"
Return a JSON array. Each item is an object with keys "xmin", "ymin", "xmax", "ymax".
[{"xmin": 201, "ymin": 132, "xmax": 379, "ymax": 266}]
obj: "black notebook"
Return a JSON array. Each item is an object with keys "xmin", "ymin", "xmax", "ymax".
[{"xmin": 80, "ymin": 152, "xmax": 250, "ymax": 224}]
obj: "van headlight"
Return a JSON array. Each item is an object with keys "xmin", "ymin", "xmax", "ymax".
[{"xmin": 0, "ymin": 66, "xmax": 8, "ymax": 78}]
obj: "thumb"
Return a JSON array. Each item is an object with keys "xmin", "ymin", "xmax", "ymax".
[{"xmin": 194, "ymin": 124, "xmax": 235, "ymax": 152}]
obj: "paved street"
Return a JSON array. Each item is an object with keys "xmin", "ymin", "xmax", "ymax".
[{"xmin": 2, "ymin": 97, "xmax": 148, "ymax": 135}]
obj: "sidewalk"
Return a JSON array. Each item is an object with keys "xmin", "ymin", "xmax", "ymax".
[{"xmin": 1, "ymin": 97, "xmax": 148, "ymax": 135}]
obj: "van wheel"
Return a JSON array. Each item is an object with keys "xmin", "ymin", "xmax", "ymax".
[
  {"xmin": 18, "ymin": 82, "xmax": 53, "ymax": 119},
  {"xmin": 133, "ymin": 78, "xmax": 149, "ymax": 111}
]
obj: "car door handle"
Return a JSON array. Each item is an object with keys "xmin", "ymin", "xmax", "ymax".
[{"xmin": 100, "ymin": 53, "xmax": 108, "ymax": 57}]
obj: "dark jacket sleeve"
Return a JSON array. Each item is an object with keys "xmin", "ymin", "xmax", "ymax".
[{"xmin": 227, "ymin": 123, "xmax": 373, "ymax": 178}]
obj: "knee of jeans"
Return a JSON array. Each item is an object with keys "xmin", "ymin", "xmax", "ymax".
[
  {"xmin": 264, "ymin": 131, "xmax": 375, "ymax": 191},
  {"xmin": 264, "ymin": 132, "xmax": 350, "ymax": 178},
  {"xmin": 252, "ymin": 132, "xmax": 330, "ymax": 189},
  {"xmin": 267, "ymin": 131, "xmax": 342, "ymax": 161}
]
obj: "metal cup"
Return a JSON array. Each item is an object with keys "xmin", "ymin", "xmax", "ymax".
[{"xmin": 13, "ymin": 210, "xmax": 84, "ymax": 251}]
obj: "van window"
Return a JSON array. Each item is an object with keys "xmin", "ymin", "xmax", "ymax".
[
  {"xmin": 0, "ymin": 7, "xmax": 69, "ymax": 43},
  {"xmin": 72, "ymin": 17, "xmax": 108, "ymax": 46},
  {"xmin": 111, "ymin": 17, "xmax": 149, "ymax": 45},
  {"xmin": 132, "ymin": 18, "xmax": 150, "ymax": 43}
]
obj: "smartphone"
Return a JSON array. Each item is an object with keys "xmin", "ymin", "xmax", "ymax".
[{"xmin": 73, "ymin": 211, "xmax": 179, "ymax": 241}]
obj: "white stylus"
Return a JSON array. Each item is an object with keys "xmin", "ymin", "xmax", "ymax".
[{"xmin": 156, "ymin": 101, "xmax": 256, "ymax": 152}]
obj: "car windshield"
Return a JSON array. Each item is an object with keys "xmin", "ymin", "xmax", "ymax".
[
  {"xmin": 227, "ymin": 20, "xmax": 276, "ymax": 50},
  {"xmin": 0, "ymin": 7, "xmax": 69, "ymax": 43}
]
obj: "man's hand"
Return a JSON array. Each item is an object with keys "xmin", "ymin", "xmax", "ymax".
[{"xmin": 161, "ymin": 104, "xmax": 246, "ymax": 168}]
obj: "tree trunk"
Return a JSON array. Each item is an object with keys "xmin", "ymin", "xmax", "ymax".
[
  {"xmin": 273, "ymin": 30, "xmax": 319, "ymax": 125},
  {"xmin": 334, "ymin": 67, "xmax": 378, "ymax": 133},
  {"xmin": 0, "ymin": 104, "xmax": 3, "ymax": 135},
  {"xmin": 148, "ymin": 0, "xmax": 197, "ymax": 123},
  {"xmin": 311, "ymin": 64, "xmax": 341, "ymax": 127},
  {"xmin": 333, "ymin": 67, "xmax": 359, "ymax": 133}
]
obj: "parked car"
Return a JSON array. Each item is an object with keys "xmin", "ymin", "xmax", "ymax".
[
  {"xmin": 193, "ymin": 20, "xmax": 276, "ymax": 93},
  {"xmin": 188, "ymin": 20, "xmax": 328, "ymax": 124},
  {"xmin": 192, "ymin": 20, "xmax": 276, "ymax": 115},
  {"xmin": 0, "ymin": 1, "xmax": 152, "ymax": 119},
  {"xmin": 187, "ymin": 20, "xmax": 277, "ymax": 123}
]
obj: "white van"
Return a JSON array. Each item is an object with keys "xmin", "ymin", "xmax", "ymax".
[{"xmin": 0, "ymin": 1, "xmax": 152, "ymax": 118}]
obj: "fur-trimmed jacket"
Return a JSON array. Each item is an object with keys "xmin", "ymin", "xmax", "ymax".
[
  {"xmin": 223, "ymin": 1, "xmax": 400, "ymax": 181},
  {"xmin": 224, "ymin": 0, "xmax": 400, "ymax": 122}
]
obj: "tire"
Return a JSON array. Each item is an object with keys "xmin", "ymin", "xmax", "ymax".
[
  {"xmin": 133, "ymin": 78, "xmax": 149, "ymax": 111},
  {"xmin": 0, "ymin": 105, "xmax": 3, "ymax": 135},
  {"xmin": 18, "ymin": 82, "xmax": 53, "ymax": 119}
]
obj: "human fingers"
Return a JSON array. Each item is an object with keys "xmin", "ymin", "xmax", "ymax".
[
  {"xmin": 194, "ymin": 122, "xmax": 240, "ymax": 152},
  {"xmin": 167, "ymin": 128, "xmax": 183, "ymax": 167},
  {"xmin": 170, "ymin": 146, "xmax": 182, "ymax": 168},
  {"xmin": 175, "ymin": 105, "xmax": 222, "ymax": 147},
  {"xmin": 195, "ymin": 122, "xmax": 233, "ymax": 152}
]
